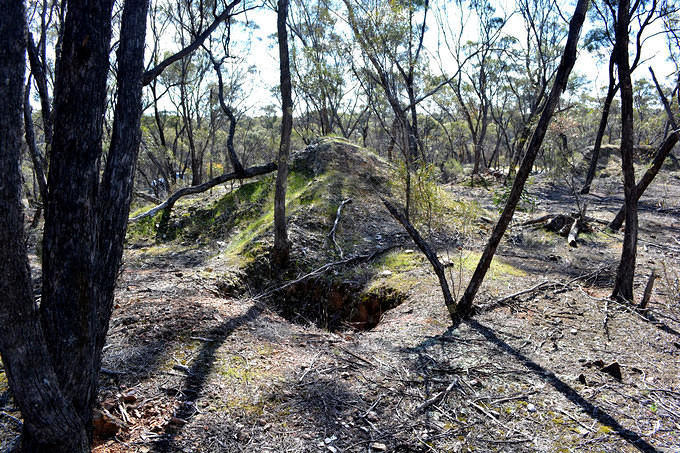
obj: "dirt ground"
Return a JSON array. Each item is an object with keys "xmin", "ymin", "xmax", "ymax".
[{"xmin": 1, "ymin": 151, "xmax": 679, "ymax": 452}]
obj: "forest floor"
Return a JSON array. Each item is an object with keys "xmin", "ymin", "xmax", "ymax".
[{"xmin": 1, "ymin": 140, "xmax": 679, "ymax": 452}]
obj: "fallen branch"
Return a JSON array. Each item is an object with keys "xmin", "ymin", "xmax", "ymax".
[
  {"xmin": 134, "ymin": 191, "xmax": 161, "ymax": 205},
  {"xmin": 129, "ymin": 163, "xmax": 276, "ymax": 223},
  {"xmin": 252, "ymin": 244, "xmax": 399, "ymax": 301},
  {"xmin": 328, "ymin": 198, "xmax": 352, "ymax": 258},
  {"xmin": 567, "ymin": 219, "xmax": 580, "ymax": 247}
]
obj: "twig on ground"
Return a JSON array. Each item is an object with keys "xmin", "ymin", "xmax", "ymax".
[
  {"xmin": 252, "ymin": 244, "xmax": 399, "ymax": 301},
  {"xmin": 0, "ymin": 411, "xmax": 22, "ymax": 427},
  {"xmin": 328, "ymin": 198, "xmax": 352, "ymax": 258}
]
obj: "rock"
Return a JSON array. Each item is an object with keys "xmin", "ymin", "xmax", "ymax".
[
  {"xmin": 370, "ymin": 442, "xmax": 387, "ymax": 451},
  {"xmin": 570, "ymin": 328, "xmax": 577, "ymax": 335},
  {"xmin": 527, "ymin": 403, "xmax": 537, "ymax": 413},
  {"xmin": 379, "ymin": 270, "xmax": 393, "ymax": 277},
  {"xmin": 600, "ymin": 361, "xmax": 622, "ymax": 381}
]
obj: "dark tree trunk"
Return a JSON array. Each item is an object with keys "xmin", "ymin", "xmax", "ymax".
[
  {"xmin": 608, "ymin": 131, "xmax": 679, "ymax": 230},
  {"xmin": 611, "ymin": 0, "xmax": 637, "ymax": 302},
  {"xmin": 581, "ymin": 71, "xmax": 617, "ymax": 194},
  {"xmin": 40, "ymin": 0, "xmax": 115, "ymax": 431},
  {"xmin": 0, "ymin": 1, "xmax": 150, "ymax": 451},
  {"xmin": 0, "ymin": 1, "xmax": 90, "ymax": 452},
  {"xmin": 382, "ymin": 198, "xmax": 456, "ymax": 319},
  {"xmin": 94, "ymin": 0, "xmax": 150, "ymax": 357},
  {"xmin": 458, "ymin": 0, "xmax": 589, "ymax": 315},
  {"xmin": 210, "ymin": 55, "xmax": 245, "ymax": 175},
  {"xmin": 272, "ymin": 0, "xmax": 293, "ymax": 269}
]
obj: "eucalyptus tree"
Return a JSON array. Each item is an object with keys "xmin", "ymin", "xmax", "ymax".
[
  {"xmin": 504, "ymin": 0, "xmax": 567, "ymax": 178},
  {"xmin": 273, "ymin": 0, "xmax": 294, "ymax": 269},
  {"xmin": 458, "ymin": 0, "xmax": 590, "ymax": 315},
  {"xmin": 435, "ymin": 0, "xmax": 511, "ymax": 178},
  {"xmin": 580, "ymin": 0, "xmax": 676, "ymax": 193},
  {"xmin": 0, "ymin": 0, "xmax": 247, "ymax": 450},
  {"xmin": 343, "ymin": 0, "xmax": 431, "ymax": 217}
]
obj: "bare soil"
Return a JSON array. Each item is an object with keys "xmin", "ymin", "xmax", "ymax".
[{"xmin": 1, "ymin": 145, "xmax": 679, "ymax": 453}]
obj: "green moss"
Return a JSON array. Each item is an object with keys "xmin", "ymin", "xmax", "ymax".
[
  {"xmin": 127, "ymin": 211, "xmax": 163, "ymax": 241},
  {"xmin": 364, "ymin": 274, "xmax": 420, "ymax": 296},
  {"xmin": 374, "ymin": 250, "xmax": 424, "ymax": 272},
  {"xmin": 452, "ymin": 251, "xmax": 526, "ymax": 280}
]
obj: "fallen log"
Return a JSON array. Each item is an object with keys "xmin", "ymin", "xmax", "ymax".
[{"xmin": 129, "ymin": 163, "xmax": 277, "ymax": 223}]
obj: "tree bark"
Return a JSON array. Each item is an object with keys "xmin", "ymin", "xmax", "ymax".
[
  {"xmin": 94, "ymin": 0, "xmax": 150, "ymax": 359},
  {"xmin": 272, "ymin": 0, "xmax": 293, "ymax": 269},
  {"xmin": 40, "ymin": 0, "xmax": 115, "ymax": 433},
  {"xmin": 1, "ymin": 1, "xmax": 150, "ymax": 451},
  {"xmin": 458, "ymin": 0, "xmax": 589, "ymax": 315},
  {"xmin": 611, "ymin": 0, "xmax": 637, "ymax": 302},
  {"xmin": 381, "ymin": 198, "xmax": 456, "ymax": 319},
  {"xmin": 0, "ymin": 1, "xmax": 90, "ymax": 451}
]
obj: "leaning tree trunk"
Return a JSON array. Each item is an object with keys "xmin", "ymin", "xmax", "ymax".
[
  {"xmin": 581, "ymin": 77, "xmax": 618, "ymax": 194},
  {"xmin": 609, "ymin": 130, "xmax": 679, "ymax": 231},
  {"xmin": 272, "ymin": 0, "xmax": 293, "ymax": 269},
  {"xmin": 457, "ymin": 0, "xmax": 589, "ymax": 316},
  {"xmin": 611, "ymin": 0, "xmax": 637, "ymax": 302},
  {"xmin": 94, "ymin": 0, "xmax": 150, "ymax": 362}
]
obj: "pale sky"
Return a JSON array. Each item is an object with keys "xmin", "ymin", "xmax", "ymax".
[{"xmin": 151, "ymin": 1, "xmax": 678, "ymax": 115}]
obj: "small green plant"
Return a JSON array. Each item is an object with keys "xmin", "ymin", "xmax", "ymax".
[
  {"xmin": 391, "ymin": 161, "xmax": 448, "ymax": 230},
  {"xmin": 442, "ymin": 157, "xmax": 463, "ymax": 181}
]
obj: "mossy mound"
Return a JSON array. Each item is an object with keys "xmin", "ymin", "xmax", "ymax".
[{"xmin": 127, "ymin": 138, "xmax": 461, "ymax": 330}]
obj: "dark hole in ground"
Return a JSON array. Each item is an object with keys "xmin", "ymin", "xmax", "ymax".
[{"xmin": 271, "ymin": 277, "xmax": 408, "ymax": 331}]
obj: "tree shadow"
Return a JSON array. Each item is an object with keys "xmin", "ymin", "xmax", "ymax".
[
  {"xmin": 458, "ymin": 319, "xmax": 661, "ymax": 453},
  {"xmin": 149, "ymin": 302, "xmax": 264, "ymax": 452}
]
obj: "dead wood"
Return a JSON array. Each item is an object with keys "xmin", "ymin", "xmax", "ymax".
[
  {"xmin": 129, "ymin": 163, "xmax": 276, "ymax": 223},
  {"xmin": 638, "ymin": 270, "xmax": 657, "ymax": 312},
  {"xmin": 328, "ymin": 198, "xmax": 352, "ymax": 258},
  {"xmin": 134, "ymin": 191, "xmax": 161, "ymax": 205}
]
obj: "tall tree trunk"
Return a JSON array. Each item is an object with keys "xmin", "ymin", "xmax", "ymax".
[
  {"xmin": 40, "ymin": 0, "xmax": 115, "ymax": 434},
  {"xmin": 457, "ymin": 0, "xmax": 589, "ymax": 315},
  {"xmin": 94, "ymin": 0, "xmax": 150, "ymax": 360},
  {"xmin": 581, "ymin": 72, "xmax": 617, "ymax": 194},
  {"xmin": 1, "ymin": 1, "xmax": 150, "ymax": 451},
  {"xmin": 612, "ymin": 0, "xmax": 637, "ymax": 302},
  {"xmin": 272, "ymin": 0, "xmax": 293, "ymax": 269}
]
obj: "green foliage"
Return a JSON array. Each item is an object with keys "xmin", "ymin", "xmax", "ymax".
[
  {"xmin": 441, "ymin": 158, "xmax": 464, "ymax": 181},
  {"xmin": 492, "ymin": 177, "xmax": 537, "ymax": 213},
  {"xmin": 392, "ymin": 161, "xmax": 449, "ymax": 229}
]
